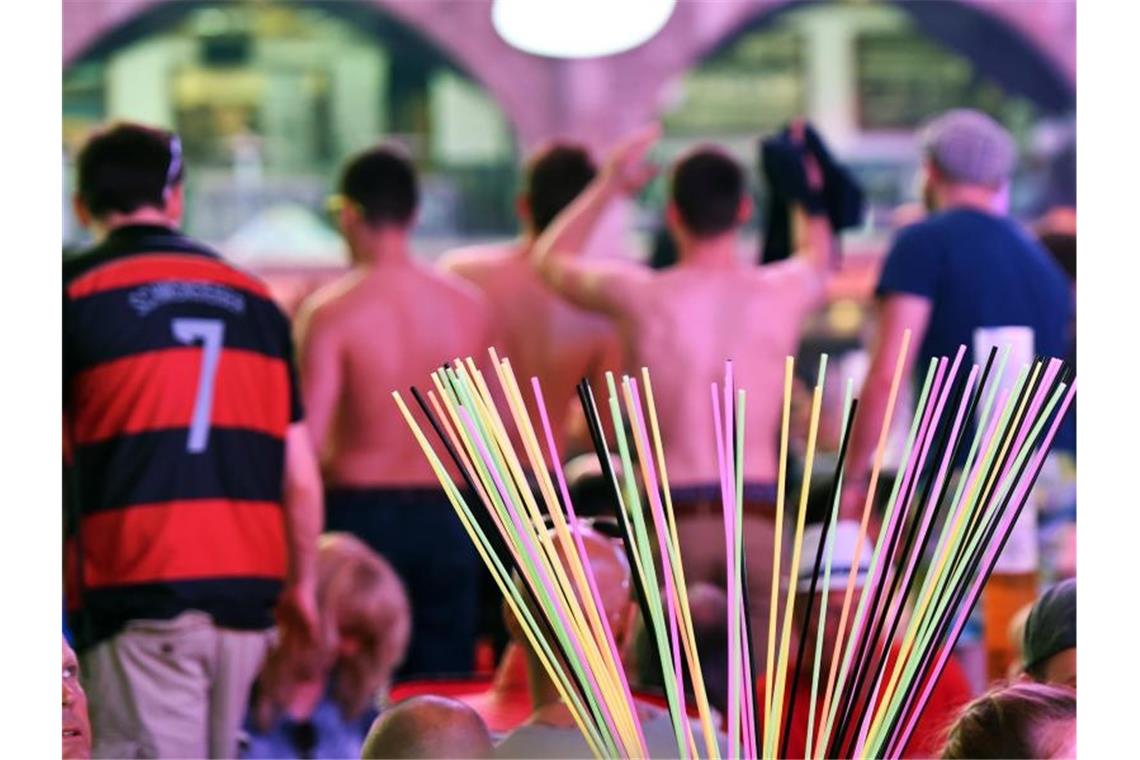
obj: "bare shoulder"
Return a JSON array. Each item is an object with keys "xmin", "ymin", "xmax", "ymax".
[
  {"xmin": 295, "ymin": 270, "xmax": 364, "ymax": 330},
  {"xmin": 437, "ymin": 242, "xmax": 515, "ymax": 278},
  {"xmin": 416, "ymin": 260, "xmax": 492, "ymax": 310},
  {"xmin": 751, "ymin": 257, "xmax": 824, "ymax": 289}
]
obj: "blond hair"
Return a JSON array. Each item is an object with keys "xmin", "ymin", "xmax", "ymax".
[{"xmin": 255, "ymin": 533, "xmax": 411, "ymax": 728}]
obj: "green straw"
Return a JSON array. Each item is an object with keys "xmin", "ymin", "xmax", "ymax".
[
  {"xmin": 805, "ymin": 379, "xmax": 854, "ymax": 756},
  {"xmin": 442, "ymin": 368, "xmax": 620, "ymax": 756},
  {"xmin": 815, "ymin": 357, "xmax": 937, "ymax": 756},
  {"xmin": 865, "ymin": 379, "xmax": 1067, "ymax": 756},
  {"xmin": 394, "ymin": 391, "xmax": 608, "ymax": 757},
  {"xmin": 607, "ymin": 372, "xmax": 688, "ymax": 757}
]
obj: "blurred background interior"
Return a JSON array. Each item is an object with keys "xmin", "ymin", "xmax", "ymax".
[{"xmin": 62, "ymin": 0, "xmax": 1075, "ymax": 359}]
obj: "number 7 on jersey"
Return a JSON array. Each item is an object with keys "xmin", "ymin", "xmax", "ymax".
[{"xmin": 172, "ymin": 318, "xmax": 225, "ymax": 453}]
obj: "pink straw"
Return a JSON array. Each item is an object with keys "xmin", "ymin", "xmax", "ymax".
[
  {"xmin": 626, "ymin": 378, "xmax": 692, "ymax": 756},
  {"xmin": 711, "ymin": 382, "xmax": 741, "ymax": 757},
  {"xmin": 852, "ymin": 360, "xmax": 977, "ymax": 756},
  {"xmin": 889, "ymin": 381, "xmax": 1076, "ymax": 755},
  {"xmin": 456, "ymin": 405, "xmax": 624, "ymax": 745},
  {"xmin": 531, "ymin": 377, "xmax": 649, "ymax": 755}
]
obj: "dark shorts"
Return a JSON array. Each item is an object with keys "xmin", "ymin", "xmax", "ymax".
[{"xmin": 325, "ymin": 487, "xmax": 480, "ymax": 680}]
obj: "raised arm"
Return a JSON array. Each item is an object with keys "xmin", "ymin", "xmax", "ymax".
[
  {"xmin": 531, "ymin": 125, "xmax": 660, "ymax": 315},
  {"xmin": 789, "ymin": 122, "xmax": 838, "ymax": 277}
]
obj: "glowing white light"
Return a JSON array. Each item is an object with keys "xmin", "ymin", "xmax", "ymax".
[{"xmin": 492, "ymin": 0, "xmax": 677, "ymax": 59}]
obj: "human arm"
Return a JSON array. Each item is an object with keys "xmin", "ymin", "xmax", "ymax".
[
  {"xmin": 277, "ymin": 420, "xmax": 323, "ymax": 643},
  {"xmin": 294, "ymin": 299, "xmax": 341, "ymax": 464},
  {"xmin": 531, "ymin": 125, "xmax": 660, "ymax": 316},
  {"xmin": 840, "ymin": 295, "xmax": 931, "ymax": 519}
]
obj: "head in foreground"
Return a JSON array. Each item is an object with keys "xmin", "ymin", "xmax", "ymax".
[
  {"xmin": 361, "ymin": 695, "xmax": 493, "ymax": 759},
  {"xmin": 62, "ymin": 637, "xmax": 92, "ymax": 760},
  {"xmin": 1022, "ymin": 578, "xmax": 1077, "ymax": 688},
  {"xmin": 254, "ymin": 533, "xmax": 411, "ymax": 729},
  {"xmin": 941, "ymin": 682, "xmax": 1075, "ymax": 759}
]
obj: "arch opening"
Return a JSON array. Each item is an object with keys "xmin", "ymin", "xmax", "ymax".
[{"xmin": 63, "ymin": 0, "xmax": 522, "ymax": 263}]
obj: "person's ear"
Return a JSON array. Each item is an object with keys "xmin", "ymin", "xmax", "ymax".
[
  {"xmin": 516, "ymin": 194, "xmax": 533, "ymax": 234},
  {"xmin": 665, "ymin": 202, "xmax": 685, "ymax": 244},
  {"xmin": 737, "ymin": 194, "xmax": 754, "ymax": 225},
  {"xmin": 612, "ymin": 600, "xmax": 637, "ymax": 648},
  {"xmin": 502, "ymin": 597, "xmax": 523, "ymax": 643},
  {"xmin": 339, "ymin": 203, "xmax": 358, "ymax": 236},
  {"xmin": 165, "ymin": 184, "xmax": 185, "ymax": 227},
  {"xmin": 72, "ymin": 194, "xmax": 92, "ymax": 229}
]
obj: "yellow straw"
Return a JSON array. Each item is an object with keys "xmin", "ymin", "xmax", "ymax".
[
  {"xmin": 815, "ymin": 330, "xmax": 911, "ymax": 758},
  {"xmin": 861, "ymin": 361, "xmax": 1041, "ymax": 752},
  {"xmin": 767, "ymin": 355, "xmax": 827, "ymax": 758},
  {"xmin": 392, "ymin": 391, "xmax": 605, "ymax": 758},
  {"xmin": 643, "ymin": 368, "xmax": 722, "ymax": 760},
  {"xmin": 491, "ymin": 355, "xmax": 645, "ymax": 755},
  {"xmin": 766, "ymin": 356, "xmax": 795, "ymax": 750}
]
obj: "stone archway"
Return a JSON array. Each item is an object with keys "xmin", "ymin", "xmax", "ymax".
[{"xmin": 64, "ymin": 0, "xmax": 1075, "ymax": 154}]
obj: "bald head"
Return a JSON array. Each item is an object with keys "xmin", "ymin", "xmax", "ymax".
[
  {"xmin": 361, "ymin": 696, "xmax": 492, "ymax": 759},
  {"xmin": 504, "ymin": 526, "xmax": 633, "ymax": 645}
]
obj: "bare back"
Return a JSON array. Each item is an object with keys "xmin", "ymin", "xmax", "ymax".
[
  {"xmin": 441, "ymin": 243, "xmax": 620, "ymax": 455},
  {"xmin": 298, "ymin": 261, "xmax": 492, "ymax": 487},
  {"xmin": 615, "ymin": 258, "xmax": 823, "ymax": 487}
]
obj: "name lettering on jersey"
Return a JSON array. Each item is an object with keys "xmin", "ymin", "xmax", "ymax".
[{"xmin": 128, "ymin": 281, "xmax": 246, "ymax": 317}]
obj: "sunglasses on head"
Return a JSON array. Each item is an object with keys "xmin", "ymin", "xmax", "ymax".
[
  {"xmin": 164, "ymin": 134, "xmax": 182, "ymax": 195},
  {"xmin": 540, "ymin": 513, "xmax": 624, "ymax": 541}
]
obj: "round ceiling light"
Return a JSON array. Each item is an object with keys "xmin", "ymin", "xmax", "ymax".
[{"xmin": 491, "ymin": 0, "xmax": 677, "ymax": 59}]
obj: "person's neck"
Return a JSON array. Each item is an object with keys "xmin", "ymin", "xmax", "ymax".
[
  {"xmin": 513, "ymin": 233, "xmax": 537, "ymax": 260},
  {"xmin": 491, "ymin": 644, "xmax": 530, "ymax": 697},
  {"xmin": 353, "ymin": 235, "xmax": 413, "ymax": 269},
  {"xmin": 938, "ymin": 185, "xmax": 1006, "ymax": 216},
  {"xmin": 678, "ymin": 232, "xmax": 740, "ymax": 269},
  {"xmin": 92, "ymin": 209, "xmax": 176, "ymax": 243},
  {"xmin": 526, "ymin": 653, "xmax": 575, "ymax": 727}
]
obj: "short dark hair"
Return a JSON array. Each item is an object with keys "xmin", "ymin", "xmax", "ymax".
[
  {"xmin": 523, "ymin": 143, "xmax": 597, "ymax": 233},
  {"xmin": 76, "ymin": 122, "xmax": 183, "ymax": 219},
  {"xmin": 670, "ymin": 148, "xmax": 745, "ymax": 238},
  {"xmin": 339, "ymin": 144, "xmax": 419, "ymax": 229}
]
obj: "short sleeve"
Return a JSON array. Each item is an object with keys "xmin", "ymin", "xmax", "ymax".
[
  {"xmin": 273, "ymin": 305, "xmax": 305, "ymax": 424},
  {"xmin": 286, "ymin": 353, "xmax": 304, "ymax": 424},
  {"xmin": 876, "ymin": 224, "xmax": 941, "ymax": 300}
]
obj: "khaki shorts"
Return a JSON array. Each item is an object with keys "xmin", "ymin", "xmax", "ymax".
[{"xmin": 81, "ymin": 611, "xmax": 274, "ymax": 759}]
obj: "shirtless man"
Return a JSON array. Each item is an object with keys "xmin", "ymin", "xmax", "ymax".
[
  {"xmin": 297, "ymin": 144, "xmax": 494, "ymax": 678},
  {"xmin": 532, "ymin": 125, "xmax": 832, "ymax": 658},
  {"xmin": 439, "ymin": 142, "xmax": 620, "ymax": 457}
]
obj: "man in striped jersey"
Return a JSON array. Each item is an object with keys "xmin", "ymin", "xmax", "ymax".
[{"xmin": 63, "ymin": 123, "xmax": 323, "ymax": 758}]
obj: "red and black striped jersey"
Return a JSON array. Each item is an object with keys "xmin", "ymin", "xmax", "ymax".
[{"xmin": 63, "ymin": 225, "xmax": 303, "ymax": 650}]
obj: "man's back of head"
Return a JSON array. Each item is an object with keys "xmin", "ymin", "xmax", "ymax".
[
  {"xmin": 75, "ymin": 122, "xmax": 183, "ymax": 226},
  {"xmin": 668, "ymin": 147, "xmax": 747, "ymax": 242},
  {"xmin": 361, "ymin": 695, "xmax": 493, "ymax": 759},
  {"xmin": 338, "ymin": 144, "xmax": 419, "ymax": 231},
  {"xmin": 522, "ymin": 143, "xmax": 597, "ymax": 235},
  {"xmin": 920, "ymin": 109, "xmax": 1016, "ymax": 215}
]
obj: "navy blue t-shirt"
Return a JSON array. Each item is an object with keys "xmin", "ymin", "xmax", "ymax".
[{"xmin": 876, "ymin": 208, "xmax": 1075, "ymax": 452}]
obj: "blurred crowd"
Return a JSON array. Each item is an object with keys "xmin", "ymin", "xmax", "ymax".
[{"xmin": 62, "ymin": 107, "xmax": 1075, "ymax": 759}]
